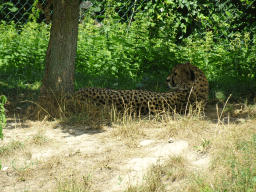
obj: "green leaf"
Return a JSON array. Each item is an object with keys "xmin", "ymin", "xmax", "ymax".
[
  {"xmin": 95, "ymin": 15, "xmax": 105, "ymax": 19},
  {"xmin": 3, "ymin": 2, "xmax": 14, "ymax": 6},
  {"xmin": 202, "ymin": 3, "xmax": 211, "ymax": 7},
  {"xmin": 1, "ymin": 95, "xmax": 7, "ymax": 105},
  {"xmin": 103, "ymin": 26, "xmax": 110, "ymax": 32},
  {"xmin": 8, "ymin": 7, "xmax": 18, "ymax": 12},
  {"xmin": 0, "ymin": 95, "xmax": 7, "ymax": 140},
  {"xmin": 112, "ymin": 37, "xmax": 134, "ymax": 47},
  {"xmin": 93, "ymin": 37, "xmax": 104, "ymax": 41},
  {"xmin": 165, "ymin": 0, "xmax": 174, "ymax": 4},
  {"xmin": 212, "ymin": 14, "xmax": 219, "ymax": 22},
  {"xmin": 225, "ymin": 11, "xmax": 231, "ymax": 17},
  {"xmin": 112, "ymin": 16, "xmax": 122, "ymax": 21},
  {"xmin": 93, "ymin": 7, "xmax": 101, "ymax": 12}
]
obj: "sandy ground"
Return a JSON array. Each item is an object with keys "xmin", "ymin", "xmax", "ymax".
[{"xmin": 0, "ymin": 112, "xmax": 213, "ymax": 192}]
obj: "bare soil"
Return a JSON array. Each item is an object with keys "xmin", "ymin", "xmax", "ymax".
[{"xmin": 0, "ymin": 103, "xmax": 253, "ymax": 191}]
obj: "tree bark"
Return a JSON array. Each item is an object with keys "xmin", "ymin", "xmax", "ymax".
[{"xmin": 40, "ymin": 0, "xmax": 80, "ymax": 97}]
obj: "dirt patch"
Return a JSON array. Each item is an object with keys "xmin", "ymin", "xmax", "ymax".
[
  {"xmin": 1, "ymin": 103, "xmax": 255, "ymax": 191},
  {"xmin": 0, "ymin": 118, "xmax": 211, "ymax": 191}
]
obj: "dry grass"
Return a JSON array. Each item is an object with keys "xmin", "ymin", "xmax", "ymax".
[
  {"xmin": 1, "ymin": 96, "xmax": 256, "ymax": 191},
  {"xmin": 29, "ymin": 131, "xmax": 51, "ymax": 146},
  {"xmin": 24, "ymin": 94, "xmax": 112, "ymax": 129},
  {"xmin": 118, "ymin": 100, "xmax": 256, "ymax": 191},
  {"xmin": 55, "ymin": 173, "xmax": 92, "ymax": 192},
  {"xmin": 0, "ymin": 140, "xmax": 25, "ymax": 157},
  {"xmin": 125, "ymin": 156, "xmax": 189, "ymax": 192}
]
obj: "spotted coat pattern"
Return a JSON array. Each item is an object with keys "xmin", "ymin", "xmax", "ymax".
[{"xmin": 76, "ymin": 62, "xmax": 209, "ymax": 114}]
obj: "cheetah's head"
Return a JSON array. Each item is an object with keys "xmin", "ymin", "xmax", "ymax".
[{"xmin": 166, "ymin": 62, "xmax": 196, "ymax": 91}]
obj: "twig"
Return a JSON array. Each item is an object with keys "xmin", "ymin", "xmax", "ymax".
[{"xmin": 185, "ymin": 87, "xmax": 194, "ymax": 115}]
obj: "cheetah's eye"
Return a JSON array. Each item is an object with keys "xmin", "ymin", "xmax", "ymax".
[{"xmin": 171, "ymin": 77, "xmax": 176, "ymax": 86}]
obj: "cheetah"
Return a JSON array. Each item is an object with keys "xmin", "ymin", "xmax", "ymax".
[{"xmin": 76, "ymin": 62, "xmax": 209, "ymax": 114}]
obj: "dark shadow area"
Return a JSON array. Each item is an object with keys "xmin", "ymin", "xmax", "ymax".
[
  {"xmin": 57, "ymin": 123, "xmax": 107, "ymax": 136},
  {"xmin": 209, "ymin": 76, "xmax": 256, "ymax": 103},
  {"xmin": 75, "ymin": 70, "xmax": 171, "ymax": 92},
  {"xmin": 0, "ymin": 77, "xmax": 40, "ymax": 115},
  {"xmin": 204, "ymin": 103, "xmax": 256, "ymax": 125}
]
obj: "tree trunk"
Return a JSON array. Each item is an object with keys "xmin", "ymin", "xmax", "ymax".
[{"xmin": 40, "ymin": 0, "xmax": 80, "ymax": 97}]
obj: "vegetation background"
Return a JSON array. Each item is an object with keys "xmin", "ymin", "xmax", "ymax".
[
  {"xmin": 0, "ymin": 1, "xmax": 256, "ymax": 191},
  {"xmin": 0, "ymin": 0, "xmax": 256, "ymax": 101}
]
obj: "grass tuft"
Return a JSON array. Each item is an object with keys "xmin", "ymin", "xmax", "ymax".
[{"xmin": 0, "ymin": 140, "xmax": 25, "ymax": 157}]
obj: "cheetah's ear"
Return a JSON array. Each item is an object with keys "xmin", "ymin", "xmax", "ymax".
[{"xmin": 190, "ymin": 70, "xmax": 195, "ymax": 81}]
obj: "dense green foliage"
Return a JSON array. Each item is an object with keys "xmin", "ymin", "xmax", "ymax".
[
  {"xmin": 0, "ymin": 0, "xmax": 256, "ymax": 101},
  {"xmin": 0, "ymin": 21, "xmax": 48, "ymax": 81}
]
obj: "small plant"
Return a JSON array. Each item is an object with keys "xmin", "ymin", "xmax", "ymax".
[
  {"xmin": 56, "ymin": 174, "xmax": 92, "ymax": 191},
  {"xmin": 12, "ymin": 158, "xmax": 39, "ymax": 182},
  {"xmin": 194, "ymin": 138, "xmax": 211, "ymax": 153},
  {"xmin": 30, "ymin": 131, "xmax": 50, "ymax": 145},
  {"xmin": 0, "ymin": 95, "xmax": 7, "ymax": 140},
  {"xmin": 0, "ymin": 140, "xmax": 25, "ymax": 157}
]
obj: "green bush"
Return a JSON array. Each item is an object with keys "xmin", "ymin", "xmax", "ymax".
[
  {"xmin": 0, "ymin": 0, "xmax": 255, "ymax": 99},
  {"xmin": 0, "ymin": 21, "xmax": 49, "ymax": 83}
]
